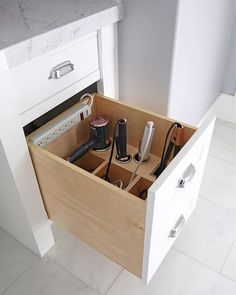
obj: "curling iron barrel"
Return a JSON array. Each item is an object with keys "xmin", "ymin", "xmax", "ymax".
[{"xmin": 134, "ymin": 121, "xmax": 155, "ymax": 163}]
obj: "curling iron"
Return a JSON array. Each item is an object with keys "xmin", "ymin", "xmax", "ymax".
[
  {"xmin": 134, "ymin": 121, "xmax": 155, "ymax": 163},
  {"xmin": 129, "ymin": 121, "xmax": 155, "ymax": 185}
]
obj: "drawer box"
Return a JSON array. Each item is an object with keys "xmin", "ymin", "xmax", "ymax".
[
  {"xmin": 27, "ymin": 94, "xmax": 215, "ymax": 284},
  {"xmin": 12, "ymin": 34, "xmax": 99, "ymax": 117}
]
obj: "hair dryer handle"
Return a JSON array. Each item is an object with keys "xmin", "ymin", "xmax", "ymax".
[{"xmin": 67, "ymin": 138, "xmax": 95, "ymax": 163}]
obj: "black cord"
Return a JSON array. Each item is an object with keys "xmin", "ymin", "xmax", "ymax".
[
  {"xmin": 159, "ymin": 123, "xmax": 177, "ymax": 170},
  {"xmin": 101, "ymin": 175, "xmax": 110, "ymax": 182},
  {"xmin": 104, "ymin": 121, "xmax": 119, "ymax": 181},
  {"xmin": 154, "ymin": 122, "xmax": 179, "ymax": 177},
  {"xmin": 139, "ymin": 189, "xmax": 148, "ymax": 200}
]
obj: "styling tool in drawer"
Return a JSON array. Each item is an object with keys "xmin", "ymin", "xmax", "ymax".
[
  {"xmin": 129, "ymin": 121, "xmax": 155, "ymax": 185},
  {"xmin": 115, "ymin": 118, "xmax": 131, "ymax": 164},
  {"xmin": 153, "ymin": 122, "xmax": 184, "ymax": 177},
  {"xmin": 134, "ymin": 121, "xmax": 155, "ymax": 163},
  {"xmin": 67, "ymin": 114, "xmax": 111, "ymax": 163}
]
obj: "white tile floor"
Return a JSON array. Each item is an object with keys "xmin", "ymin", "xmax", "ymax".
[{"xmin": 0, "ymin": 119, "xmax": 236, "ymax": 295}]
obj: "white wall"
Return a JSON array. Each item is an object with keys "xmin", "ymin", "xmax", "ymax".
[
  {"xmin": 118, "ymin": 0, "xmax": 235, "ymax": 125},
  {"xmin": 168, "ymin": 0, "xmax": 235, "ymax": 124},
  {"xmin": 222, "ymin": 25, "xmax": 236, "ymax": 95},
  {"xmin": 118, "ymin": 0, "xmax": 178, "ymax": 114}
]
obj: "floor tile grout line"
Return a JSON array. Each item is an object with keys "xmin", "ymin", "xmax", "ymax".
[
  {"xmin": 197, "ymin": 195, "xmax": 236, "ymax": 214},
  {"xmin": 207, "ymin": 152, "xmax": 236, "ymax": 166},
  {"xmin": 45, "ymin": 254, "xmax": 101, "ymax": 295},
  {"xmin": 173, "ymin": 248, "xmax": 236, "ymax": 284},
  {"xmin": 0, "ymin": 228, "xmax": 40, "ymax": 259},
  {"xmin": 198, "ymin": 194, "xmax": 236, "ymax": 214},
  {"xmin": 219, "ymin": 271, "xmax": 236, "ymax": 284},
  {"xmin": 173, "ymin": 247, "xmax": 221, "ymax": 272},
  {"xmin": 215, "ymin": 119, "xmax": 236, "ymax": 130},
  {"xmin": 219, "ymin": 239, "xmax": 236, "ymax": 273},
  {"xmin": 1, "ymin": 255, "xmax": 100, "ymax": 295},
  {"xmin": 0, "ymin": 264, "xmax": 32, "ymax": 295},
  {"xmin": 215, "ymin": 120, "xmax": 236, "ymax": 129},
  {"xmin": 104, "ymin": 268, "xmax": 123, "ymax": 295}
]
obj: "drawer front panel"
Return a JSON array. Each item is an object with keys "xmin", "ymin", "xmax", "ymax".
[
  {"xmin": 13, "ymin": 34, "xmax": 99, "ymax": 115},
  {"xmin": 29, "ymin": 143, "xmax": 146, "ymax": 278},
  {"xmin": 142, "ymin": 117, "xmax": 215, "ymax": 284},
  {"xmin": 150, "ymin": 190, "xmax": 189, "ymax": 268}
]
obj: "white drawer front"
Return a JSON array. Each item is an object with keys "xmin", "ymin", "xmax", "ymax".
[
  {"xmin": 13, "ymin": 34, "xmax": 99, "ymax": 116},
  {"xmin": 142, "ymin": 117, "xmax": 215, "ymax": 284}
]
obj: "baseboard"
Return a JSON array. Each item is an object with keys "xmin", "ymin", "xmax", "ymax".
[
  {"xmin": 33, "ymin": 219, "xmax": 55, "ymax": 257},
  {"xmin": 34, "ymin": 220, "xmax": 55, "ymax": 257},
  {"xmin": 197, "ymin": 93, "xmax": 236, "ymax": 127},
  {"xmin": 217, "ymin": 93, "xmax": 236, "ymax": 124}
]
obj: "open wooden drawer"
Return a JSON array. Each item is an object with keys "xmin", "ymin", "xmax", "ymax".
[{"xmin": 27, "ymin": 94, "xmax": 215, "ymax": 284}]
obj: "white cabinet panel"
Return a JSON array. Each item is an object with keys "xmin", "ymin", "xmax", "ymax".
[{"xmin": 143, "ymin": 117, "xmax": 215, "ymax": 283}]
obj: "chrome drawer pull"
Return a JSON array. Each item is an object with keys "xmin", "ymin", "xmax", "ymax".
[
  {"xmin": 169, "ymin": 214, "xmax": 185, "ymax": 238},
  {"xmin": 49, "ymin": 60, "xmax": 74, "ymax": 79},
  {"xmin": 178, "ymin": 163, "xmax": 196, "ymax": 188}
]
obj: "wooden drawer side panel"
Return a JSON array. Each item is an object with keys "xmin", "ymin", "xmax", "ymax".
[{"xmin": 29, "ymin": 143, "xmax": 146, "ymax": 277}]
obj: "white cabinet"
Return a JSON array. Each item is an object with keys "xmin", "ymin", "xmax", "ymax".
[
  {"xmin": 11, "ymin": 33, "xmax": 100, "ymax": 126},
  {"xmin": 0, "ymin": 21, "xmax": 215, "ymax": 284},
  {"xmin": 143, "ymin": 116, "xmax": 214, "ymax": 282}
]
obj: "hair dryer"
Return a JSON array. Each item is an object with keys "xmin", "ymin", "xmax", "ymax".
[{"xmin": 67, "ymin": 115, "xmax": 111, "ymax": 163}]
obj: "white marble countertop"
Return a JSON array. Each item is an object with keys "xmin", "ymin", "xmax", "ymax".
[{"xmin": 0, "ymin": 0, "xmax": 123, "ymax": 69}]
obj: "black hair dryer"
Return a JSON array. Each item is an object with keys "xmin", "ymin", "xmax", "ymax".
[{"xmin": 67, "ymin": 115, "xmax": 111, "ymax": 163}]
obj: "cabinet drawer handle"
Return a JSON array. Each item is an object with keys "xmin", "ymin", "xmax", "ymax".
[
  {"xmin": 178, "ymin": 163, "xmax": 196, "ymax": 188},
  {"xmin": 49, "ymin": 60, "xmax": 74, "ymax": 79},
  {"xmin": 169, "ymin": 214, "xmax": 185, "ymax": 238}
]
